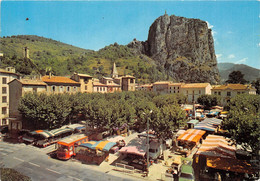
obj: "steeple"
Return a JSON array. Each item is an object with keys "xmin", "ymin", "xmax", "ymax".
[{"xmin": 112, "ymin": 62, "xmax": 118, "ymax": 78}]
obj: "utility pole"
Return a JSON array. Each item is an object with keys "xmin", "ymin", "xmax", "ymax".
[{"xmin": 146, "ymin": 110, "xmax": 152, "ymax": 175}]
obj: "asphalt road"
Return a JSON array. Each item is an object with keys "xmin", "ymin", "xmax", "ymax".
[{"xmin": 0, "ymin": 141, "xmax": 141, "ymax": 181}]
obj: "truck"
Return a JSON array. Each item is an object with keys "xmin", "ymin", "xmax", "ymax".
[{"xmin": 56, "ymin": 134, "xmax": 88, "ymax": 160}]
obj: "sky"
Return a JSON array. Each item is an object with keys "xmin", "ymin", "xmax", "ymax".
[{"xmin": 1, "ymin": 1, "xmax": 259, "ymax": 69}]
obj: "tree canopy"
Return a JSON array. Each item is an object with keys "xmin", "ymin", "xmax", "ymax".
[
  {"xmin": 18, "ymin": 91, "xmax": 187, "ymax": 139},
  {"xmin": 197, "ymin": 94, "xmax": 221, "ymax": 109},
  {"xmin": 222, "ymin": 94, "xmax": 260, "ymax": 155},
  {"xmin": 226, "ymin": 70, "xmax": 248, "ymax": 84}
]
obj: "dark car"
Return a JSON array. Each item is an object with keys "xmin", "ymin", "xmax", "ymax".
[{"xmin": 0, "ymin": 125, "xmax": 8, "ymax": 134}]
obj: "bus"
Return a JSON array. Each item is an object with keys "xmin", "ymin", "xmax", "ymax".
[{"xmin": 56, "ymin": 134, "xmax": 88, "ymax": 160}]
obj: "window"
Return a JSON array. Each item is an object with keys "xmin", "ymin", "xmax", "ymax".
[
  {"xmin": 218, "ymin": 92, "xmax": 221, "ymax": 96},
  {"xmin": 174, "ymin": 87, "xmax": 175, "ymax": 89},
  {"xmin": 97, "ymin": 87, "xmax": 99, "ymax": 91},
  {"xmin": 214, "ymin": 92, "xmax": 217, "ymax": 95},
  {"xmin": 59, "ymin": 86, "xmax": 64, "ymax": 92},
  {"xmin": 199, "ymin": 90, "xmax": 201, "ymax": 94},
  {"xmin": 103, "ymin": 87, "xmax": 105, "ymax": 91},
  {"xmin": 73, "ymin": 87, "xmax": 77, "ymax": 92},
  {"xmin": 2, "ymin": 107, "xmax": 7, "ymax": 114},
  {"xmin": 52, "ymin": 86, "xmax": 56, "ymax": 92},
  {"xmin": 178, "ymin": 87, "xmax": 179, "ymax": 89},
  {"xmin": 2, "ymin": 96, "xmax": 7, "ymax": 103},
  {"xmin": 2, "ymin": 77, "xmax": 7, "ymax": 84},
  {"xmin": 33, "ymin": 87, "xmax": 37, "ymax": 93},
  {"xmin": 227, "ymin": 92, "xmax": 231, "ymax": 96},
  {"xmin": 174, "ymin": 91, "xmax": 176, "ymax": 93},
  {"xmin": 2, "ymin": 87, "xmax": 7, "ymax": 94},
  {"xmin": 85, "ymin": 86, "xmax": 88, "ymax": 90},
  {"xmin": 237, "ymin": 92, "xmax": 240, "ymax": 94},
  {"xmin": 67, "ymin": 86, "xmax": 70, "ymax": 92},
  {"xmin": 130, "ymin": 79, "xmax": 134, "ymax": 83},
  {"xmin": 178, "ymin": 91, "xmax": 179, "ymax": 93},
  {"xmin": 2, "ymin": 119, "xmax": 7, "ymax": 125}
]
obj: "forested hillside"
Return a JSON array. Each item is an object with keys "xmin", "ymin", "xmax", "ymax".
[{"xmin": 0, "ymin": 35, "xmax": 167, "ymax": 83}]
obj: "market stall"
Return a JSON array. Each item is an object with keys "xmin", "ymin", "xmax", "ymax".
[
  {"xmin": 177, "ymin": 129, "xmax": 206, "ymax": 156},
  {"xmin": 194, "ymin": 118, "xmax": 222, "ymax": 132},
  {"xmin": 75, "ymin": 140, "xmax": 116, "ymax": 165}
]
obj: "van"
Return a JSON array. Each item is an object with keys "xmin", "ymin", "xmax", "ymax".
[{"xmin": 149, "ymin": 140, "xmax": 165, "ymax": 160}]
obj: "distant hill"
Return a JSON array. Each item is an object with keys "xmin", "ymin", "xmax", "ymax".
[
  {"xmin": 0, "ymin": 35, "xmax": 166, "ymax": 83},
  {"xmin": 218, "ymin": 63, "xmax": 260, "ymax": 83}
]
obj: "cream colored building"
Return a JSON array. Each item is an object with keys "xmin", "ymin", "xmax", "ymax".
[
  {"xmin": 41, "ymin": 75, "xmax": 80, "ymax": 93},
  {"xmin": 180, "ymin": 83, "xmax": 212, "ymax": 103},
  {"xmin": 168, "ymin": 83, "xmax": 183, "ymax": 94},
  {"xmin": 136, "ymin": 84, "xmax": 153, "ymax": 91},
  {"xmin": 8, "ymin": 79, "xmax": 47, "ymax": 119},
  {"xmin": 93, "ymin": 82, "xmax": 108, "ymax": 93},
  {"xmin": 71, "ymin": 73, "xmax": 93, "ymax": 93},
  {"xmin": 212, "ymin": 84, "xmax": 256, "ymax": 106},
  {"xmin": 0, "ymin": 67, "xmax": 19, "ymax": 126},
  {"xmin": 152, "ymin": 81, "xmax": 171, "ymax": 93}
]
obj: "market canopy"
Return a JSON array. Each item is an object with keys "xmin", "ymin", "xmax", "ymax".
[
  {"xmin": 207, "ymin": 157, "xmax": 256, "ymax": 174},
  {"xmin": 31, "ymin": 130, "xmax": 54, "ymax": 138},
  {"xmin": 79, "ymin": 140, "xmax": 116, "ymax": 152},
  {"xmin": 49, "ymin": 127, "xmax": 74, "ymax": 137},
  {"xmin": 196, "ymin": 135, "xmax": 236, "ymax": 158},
  {"xmin": 177, "ymin": 129, "xmax": 206, "ymax": 143},
  {"xmin": 194, "ymin": 118, "xmax": 222, "ymax": 132},
  {"xmin": 119, "ymin": 137, "xmax": 146, "ymax": 157}
]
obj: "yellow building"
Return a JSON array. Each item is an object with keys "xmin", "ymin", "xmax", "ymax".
[
  {"xmin": 181, "ymin": 83, "xmax": 212, "ymax": 103},
  {"xmin": 121, "ymin": 75, "xmax": 135, "ymax": 91},
  {"xmin": 0, "ymin": 67, "xmax": 19, "ymax": 126},
  {"xmin": 212, "ymin": 84, "xmax": 256, "ymax": 106},
  {"xmin": 71, "ymin": 73, "xmax": 93, "ymax": 93}
]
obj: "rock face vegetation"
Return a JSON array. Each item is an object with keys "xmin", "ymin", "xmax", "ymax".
[{"xmin": 128, "ymin": 14, "xmax": 220, "ymax": 84}]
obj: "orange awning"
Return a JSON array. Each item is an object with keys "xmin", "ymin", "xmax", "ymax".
[
  {"xmin": 177, "ymin": 129, "xmax": 206, "ymax": 143},
  {"xmin": 207, "ymin": 157, "xmax": 256, "ymax": 174}
]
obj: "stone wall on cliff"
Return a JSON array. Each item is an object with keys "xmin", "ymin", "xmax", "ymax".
[{"xmin": 128, "ymin": 14, "xmax": 220, "ymax": 84}]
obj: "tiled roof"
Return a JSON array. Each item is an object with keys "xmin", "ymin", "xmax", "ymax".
[
  {"xmin": 212, "ymin": 84, "xmax": 253, "ymax": 90},
  {"xmin": 76, "ymin": 73, "xmax": 93, "ymax": 78},
  {"xmin": 42, "ymin": 76, "xmax": 80, "ymax": 84},
  {"xmin": 153, "ymin": 81, "xmax": 171, "ymax": 85},
  {"xmin": 19, "ymin": 79, "xmax": 47, "ymax": 86},
  {"xmin": 0, "ymin": 69, "xmax": 19, "ymax": 76},
  {"xmin": 181, "ymin": 83, "xmax": 210, "ymax": 88},
  {"xmin": 169, "ymin": 83, "xmax": 183, "ymax": 86},
  {"xmin": 122, "ymin": 75, "xmax": 135, "ymax": 79},
  {"xmin": 93, "ymin": 82, "xmax": 107, "ymax": 87},
  {"xmin": 139, "ymin": 84, "xmax": 153, "ymax": 87}
]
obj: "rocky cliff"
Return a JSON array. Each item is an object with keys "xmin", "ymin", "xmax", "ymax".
[{"xmin": 128, "ymin": 14, "xmax": 220, "ymax": 84}]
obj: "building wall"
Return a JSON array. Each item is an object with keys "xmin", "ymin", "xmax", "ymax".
[
  {"xmin": 168, "ymin": 85, "xmax": 181, "ymax": 94},
  {"xmin": 93, "ymin": 86, "xmax": 107, "ymax": 93},
  {"xmin": 152, "ymin": 84, "xmax": 168, "ymax": 93},
  {"xmin": 0, "ymin": 71, "xmax": 19, "ymax": 126},
  {"xmin": 71, "ymin": 74, "xmax": 93, "ymax": 93},
  {"xmin": 46, "ymin": 84, "xmax": 80, "ymax": 94},
  {"xmin": 8, "ymin": 80, "xmax": 23, "ymax": 119},
  {"xmin": 121, "ymin": 77, "xmax": 135, "ymax": 91}
]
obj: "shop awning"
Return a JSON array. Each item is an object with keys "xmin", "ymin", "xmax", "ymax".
[
  {"xmin": 119, "ymin": 137, "xmax": 146, "ymax": 157},
  {"xmin": 31, "ymin": 130, "xmax": 54, "ymax": 138},
  {"xmin": 93, "ymin": 141, "xmax": 117, "ymax": 152},
  {"xmin": 196, "ymin": 135, "xmax": 236, "ymax": 158},
  {"xmin": 194, "ymin": 118, "xmax": 222, "ymax": 132},
  {"xmin": 80, "ymin": 141, "xmax": 97, "ymax": 149},
  {"xmin": 49, "ymin": 127, "xmax": 73, "ymax": 136},
  {"xmin": 177, "ymin": 129, "xmax": 206, "ymax": 143},
  {"xmin": 207, "ymin": 157, "xmax": 255, "ymax": 174}
]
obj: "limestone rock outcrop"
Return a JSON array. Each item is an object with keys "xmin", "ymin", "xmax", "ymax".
[{"xmin": 128, "ymin": 14, "xmax": 220, "ymax": 84}]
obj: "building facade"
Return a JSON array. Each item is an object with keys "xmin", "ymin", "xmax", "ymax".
[
  {"xmin": 168, "ymin": 83, "xmax": 183, "ymax": 94},
  {"xmin": 212, "ymin": 84, "xmax": 256, "ymax": 106},
  {"xmin": 152, "ymin": 81, "xmax": 171, "ymax": 93},
  {"xmin": 0, "ymin": 67, "xmax": 19, "ymax": 126},
  {"xmin": 41, "ymin": 75, "xmax": 80, "ymax": 94},
  {"xmin": 121, "ymin": 75, "xmax": 135, "ymax": 91},
  {"xmin": 181, "ymin": 83, "xmax": 212, "ymax": 103},
  {"xmin": 71, "ymin": 73, "xmax": 93, "ymax": 93}
]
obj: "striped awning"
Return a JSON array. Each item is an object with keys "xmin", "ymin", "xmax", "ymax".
[
  {"xmin": 31, "ymin": 130, "xmax": 54, "ymax": 138},
  {"xmin": 177, "ymin": 129, "xmax": 206, "ymax": 143},
  {"xmin": 194, "ymin": 118, "xmax": 222, "ymax": 132},
  {"xmin": 196, "ymin": 135, "xmax": 236, "ymax": 158},
  {"xmin": 49, "ymin": 127, "xmax": 73, "ymax": 136},
  {"xmin": 80, "ymin": 141, "xmax": 97, "ymax": 149}
]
